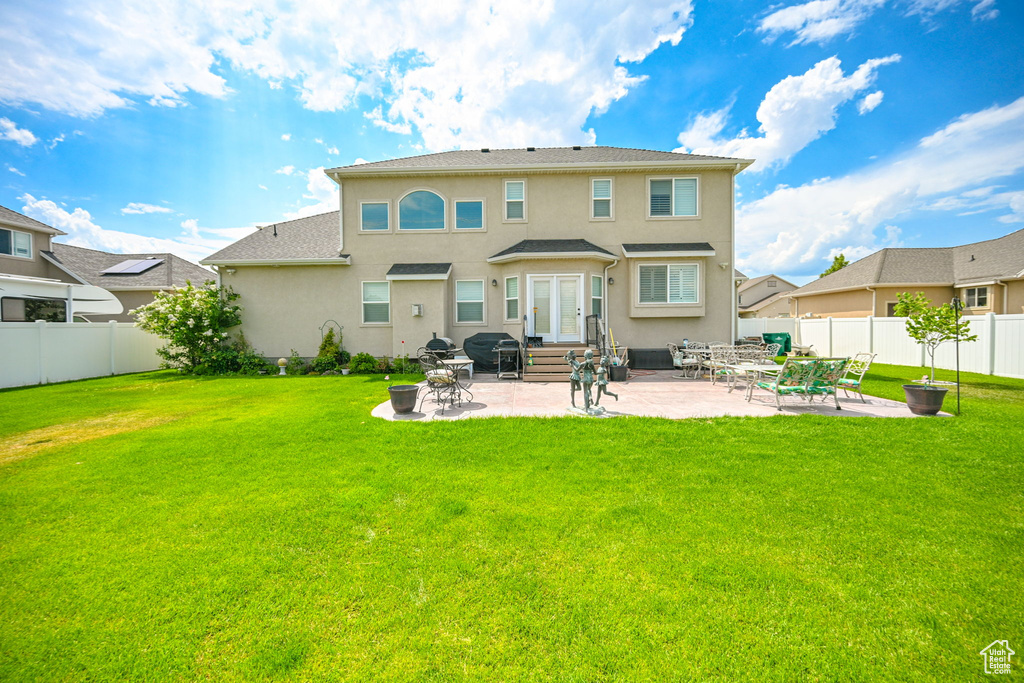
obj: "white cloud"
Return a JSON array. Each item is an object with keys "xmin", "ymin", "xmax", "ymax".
[
  {"xmin": 121, "ymin": 202, "xmax": 173, "ymax": 215},
  {"xmin": 676, "ymin": 55, "xmax": 899, "ymax": 172},
  {"xmin": 47, "ymin": 133, "xmax": 66, "ymax": 150},
  {"xmin": 283, "ymin": 167, "xmax": 339, "ymax": 220},
  {"xmin": 19, "ymin": 194, "xmax": 250, "ymax": 263},
  {"xmin": 365, "ymin": 105, "xmax": 413, "ymax": 135},
  {"xmin": 857, "ymin": 90, "xmax": 884, "ymax": 114},
  {"xmin": 274, "ymin": 165, "xmax": 296, "ymax": 175},
  {"xmin": 0, "ymin": 0, "xmax": 694, "ymax": 150},
  {"xmin": 281, "ymin": 133, "xmax": 291, "ymax": 141},
  {"xmin": 258, "ymin": 184, "xmax": 268, "ymax": 190},
  {"xmin": 735, "ymin": 97, "xmax": 1024, "ymax": 274},
  {"xmin": 325, "ymin": 146, "xmax": 339, "ymax": 155},
  {"xmin": 0, "ymin": 118, "xmax": 37, "ymax": 146},
  {"xmin": 6, "ymin": 164, "xmax": 25, "ymax": 176},
  {"xmin": 758, "ymin": 0, "xmax": 997, "ymax": 46}
]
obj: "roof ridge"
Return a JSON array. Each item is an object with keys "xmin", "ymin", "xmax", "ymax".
[{"xmin": 258, "ymin": 210, "xmax": 339, "ymax": 230}]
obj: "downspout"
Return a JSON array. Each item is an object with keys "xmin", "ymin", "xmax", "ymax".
[
  {"xmin": 999, "ymin": 280, "xmax": 1007, "ymax": 314},
  {"xmin": 867, "ymin": 287, "xmax": 876, "ymax": 316},
  {"xmin": 214, "ymin": 265, "xmax": 222, "ymax": 290},
  {"xmin": 730, "ymin": 163, "xmax": 740, "ymax": 343},
  {"xmin": 603, "ymin": 258, "xmax": 619, "ymax": 348},
  {"xmin": 335, "ymin": 175, "xmax": 344, "ymax": 253}
]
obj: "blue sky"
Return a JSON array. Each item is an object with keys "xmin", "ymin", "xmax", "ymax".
[{"xmin": 1, "ymin": 0, "xmax": 1022, "ymax": 284}]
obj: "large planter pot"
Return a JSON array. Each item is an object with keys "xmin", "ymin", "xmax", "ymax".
[
  {"xmin": 388, "ymin": 385, "xmax": 420, "ymax": 414},
  {"xmin": 609, "ymin": 365, "xmax": 628, "ymax": 382},
  {"xmin": 902, "ymin": 384, "xmax": 948, "ymax": 416}
]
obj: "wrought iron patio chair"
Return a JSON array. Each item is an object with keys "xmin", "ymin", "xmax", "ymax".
[
  {"xmin": 668, "ymin": 343, "xmax": 702, "ymax": 379},
  {"xmin": 763, "ymin": 342, "xmax": 782, "ymax": 359},
  {"xmin": 753, "ymin": 358, "xmax": 816, "ymax": 411},
  {"xmin": 837, "ymin": 352, "xmax": 875, "ymax": 402},
  {"xmin": 417, "ymin": 352, "xmax": 459, "ymax": 414},
  {"xmin": 706, "ymin": 345, "xmax": 741, "ymax": 385}
]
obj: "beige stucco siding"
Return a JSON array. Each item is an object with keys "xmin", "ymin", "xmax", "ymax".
[
  {"xmin": 1005, "ymin": 281, "xmax": 1024, "ymax": 314},
  {"xmin": 790, "ymin": 289, "xmax": 874, "ymax": 318},
  {"xmin": 1, "ymin": 230, "xmax": 76, "ymax": 282}
]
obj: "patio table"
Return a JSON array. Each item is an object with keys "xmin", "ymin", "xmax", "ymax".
[{"xmin": 439, "ymin": 358, "xmax": 475, "ymax": 404}]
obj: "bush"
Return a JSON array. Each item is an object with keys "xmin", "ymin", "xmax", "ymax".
[
  {"xmin": 349, "ymin": 352, "xmax": 380, "ymax": 374},
  {"xmin": 391, "ymin": 354, "xmax": 422, "ymax": 374},
  {"xmin": 286, "ymin": 350, "xmax": 307, "ymax": 375}
]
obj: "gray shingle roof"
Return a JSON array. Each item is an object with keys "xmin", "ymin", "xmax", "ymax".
[
  {"xmin": 490, "ymin": 239, "xmax": 614, "ymax": 260},
  {"xmin": 739, "ymin": 291, "xmax": 790, "ymax": 312},
  {"xmin": 203, "ymin": 211, "xmax": 346, "ymax": 263},
  {"xmin": 328, "ymin": 146, "xmax": 751, "ymax": 174},
  {"xmin": 790, "ymin": 228, "xmax": 1024, "ymax": 296},
  {"xmin": 387, "ymin": 263, "xmax": 452, "ymax": 276},
  {"xmin": 0, "ymin": 204, "xmax": 66, "ymax": 235},
  {"xmin": 621, "ymin": 242, "xmax": 715, "ymax": 253},
  {"xmin": 48, "ymin": 243, "xmax": 212, "ymax": 289}
]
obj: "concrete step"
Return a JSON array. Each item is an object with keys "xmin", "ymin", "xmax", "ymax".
[{"xmin": 522, "ymin": 373, "xmax": 570, "ymax": 382}]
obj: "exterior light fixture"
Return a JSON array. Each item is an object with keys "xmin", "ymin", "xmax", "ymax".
[
  {"xmin": 491, "ymin": 279, "xmax": 498, "ymax": 286},
  {"xmin": 608, "ymin": 277, "xmax": 614, "ymax": 285}
]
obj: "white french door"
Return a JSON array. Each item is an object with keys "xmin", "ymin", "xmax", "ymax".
[{"xmin": 528, "ymin": 274, "xmax": 583, "ymax": 343}]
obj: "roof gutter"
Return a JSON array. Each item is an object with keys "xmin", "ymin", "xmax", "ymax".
[
  {"xmin": 328, "ymin": 157, "xmax": 756, "ymax": 178},
  {"xmin": 200, "ymin": 257, "xmax": 353, "ymax": 267},
  {"xmin": 486, "ymin": 251, "xmax": 617, "ymax": 264},
  {"xmin": 789, "ymin": 281, "xmax": 952, "ymax": 298}
]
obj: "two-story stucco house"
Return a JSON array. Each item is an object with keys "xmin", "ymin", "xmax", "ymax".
[{"xmin": 203, "ymin": 147, "xmax": 753, "ymax": 361}]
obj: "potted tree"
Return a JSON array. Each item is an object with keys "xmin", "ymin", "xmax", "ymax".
[{"xmin": 893, "ymin": 292, "xmax": 976, "ymax": 415}]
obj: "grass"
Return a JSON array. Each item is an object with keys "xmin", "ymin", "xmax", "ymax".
[{"xmin": 0, "ymin": 365, "xmax": 1021, "ymax": 680}]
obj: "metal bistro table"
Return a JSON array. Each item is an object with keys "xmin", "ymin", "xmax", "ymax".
[
  {"xmin": 722, "ymin": 362, "xmax": 783, "ymax": 400},
  {"xmin": 439, "ymin": 358, "xmax": 475, "ymax": 404}
]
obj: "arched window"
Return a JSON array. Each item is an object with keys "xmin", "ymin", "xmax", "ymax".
[{"xmin": 399, "ymin": 190, "xmax": 445, "ymax": 230}]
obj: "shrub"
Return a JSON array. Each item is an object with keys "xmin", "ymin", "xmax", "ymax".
[
  {"xmin": 349, "ymin": 352, "xmax": 380, "ymax": 374},
  {"xmin": 391, "ymin": 354, "xmax": 422, "ymax": 374},
  {"xmin": 286, "ymin": 350, "xmax": 307, "ymax": 375}
]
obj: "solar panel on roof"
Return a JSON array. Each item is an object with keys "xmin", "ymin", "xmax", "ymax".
[{"xmin": 101, "ymin": 258, "xmax": 164, "ymax": 275}]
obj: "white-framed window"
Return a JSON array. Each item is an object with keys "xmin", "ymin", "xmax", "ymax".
[
  {"xmin": 638, "ymin": 263, "xmax": 699, "ymax": 304},
  {"xmin": 505, "ymin": 276, "xmax": 519, "ymax": 321},
  {"xmin": 361, "ymin": 281, "xmax": 390, "ymax": 324},
  {"xmin": 591, "ymin": 178, "xmax": 613, "ymax": 219},
  {"xmin": 456, "ymin": 279, "xmax": 485, "ymax": 323},
  {"xmin": 648, "ymin": 177, "xmax": 698, "ymax": 217},
  {"xmin": 0, "ymin": 228, "xmax": 32, "ymax": 259},
  {"xmin": 399, "ymin": 190, "xmax": 446, "ymax": 230},
  {"xmin": 965, "ymin": 286, "xmax": 989, "ymax": 308},
  {"xmin": 360, "ymin": 202, "xmax": 389, "ymax": 231},
  {"xmin": 591, "ymin": 275, "xmax": 603, "ymax": 316},
  {"xmin": 504, "ymin": 180, "xmax": 526, "ymax": 221},
  {"xmin": 454, "ymin": 199, "xmax": 485, "ymax": 230}
]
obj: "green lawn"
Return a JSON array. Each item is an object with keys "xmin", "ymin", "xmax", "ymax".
[{"xmin": 0, "ymin": 365, "xmax": 1021, "ymax": 680}]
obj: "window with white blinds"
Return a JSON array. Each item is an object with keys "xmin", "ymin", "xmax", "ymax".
[
  {"xmin": 505, "ymin": 277, "xmax": 519, "ymax": 321},
  {"xmin": 638, "ymin": 264, "xmax": 699, "ymax": 304},
  {"xmin": 504, "ymin": 180, "xmax": 526, "ymax": 221},
  {"xmin": 456, "ymin": 280, "xmax": 485, "ymax": 323},
  {"xmin": 0, "ymin": 228, "xmax": 32, "ymax": 258},
  {"xmin": 648, "ymin": 177, "xmax": 698, "ymax": 217},
  {"xmin": 591, "ymin": 275, "xmax": 603, "ymax": 316},
  {"xmin": 592, "ymin": 179, "xmax": 612, "ymax": 219},
  {"xmin": 362, "ymin": 282, "xmax": 390, "ymax": 323}
]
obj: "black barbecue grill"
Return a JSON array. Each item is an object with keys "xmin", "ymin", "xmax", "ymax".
[{"xmin": 423, "ymin": 333, "xmax": 460, "ymax": 360}]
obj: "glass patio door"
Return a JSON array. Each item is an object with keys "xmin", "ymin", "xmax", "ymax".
[{"xmin": 528, "ymin": 275, "xmax": 582, "ymax": 343}]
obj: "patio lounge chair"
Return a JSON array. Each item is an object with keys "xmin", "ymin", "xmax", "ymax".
[
  {"xmin": 668, "ymin": 343, "xmax": 702, "ymax": 379},
  {"xmin": 837, "ymin": 352, "xmax": 875, "ymax": 402}
]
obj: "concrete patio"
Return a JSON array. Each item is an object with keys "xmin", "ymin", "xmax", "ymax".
[{"xmin": 371, "ymin": 370, "xmax": 943, "ymax": 421}]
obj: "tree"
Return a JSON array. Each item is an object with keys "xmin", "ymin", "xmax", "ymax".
[
  {"xmin": 819, "ymin": 253, "xmax": 849, "ymax": 278},
  {"xmin": 132, "ymin": 281, "xmax": 251, "ymax": 374},
  {"xmin": 893, "ymin": 291, "xmax": 977, "ymax": 384}
]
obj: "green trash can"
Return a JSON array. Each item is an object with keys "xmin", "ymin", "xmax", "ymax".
[{"xmin": 762, "ymin": 332, "xmax": 792, "ymax": 354}]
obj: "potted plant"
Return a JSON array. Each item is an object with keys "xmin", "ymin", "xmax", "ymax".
[
  {"xmin": 385, "ymin": 374, "xmax": 420, "ymax": 414},
  {"xmin": 893, "ymin": 292, "xmax": 976, "ymax": 415}
]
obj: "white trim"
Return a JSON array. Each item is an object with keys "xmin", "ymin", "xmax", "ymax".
[
  {"xmin": 200, "ymin": 257, "xmax": 351, "ymax": 266},
  {"xmin": 361, "ymin": 280, "xmax": 391, "ymax": 325},
  {"xmin": 591, "ymin": 274, "xmax": 603, "ymax": 317},
  {"xmin": 454, "ymin": 278, "xmax": 486, "ymax": 324},
  {"xmin": 646, "ymin": 176, "xmax": 700, "ymax": 219},
  {"xmin": 526, "ymin": 273, "xmax": 584, "ymax": 343},
  {"xmin": 620, "ymin": 246, "xmax": 716, "ymax": 258},
  {"xmin": 590, "ymin": 177, "xmax": 614, "ymax": 221},
  {"xmin": 635, "ymin": 261, "xmax": 701, "ymax": 306},
  {"xmin": 503, "ymin": 179, "xmax": 527, "ymax": 223},
  {"xmin": 487, "ymin": 250, "xmax": 616, "ymax": 264},
  {"xmin": 386, "ymin": 269, "xmax": 452, "ymax": 281},
  {"xmin": 453, "ymin": 198, "xmax": 487, "ymax": 231},
  {"xmin": 359, "ymin": 200, "xmax": 391, "ymax": 232},
  {"xmin": 397, "ymin": 188, "xmax": 447, "ymax": 232},
  {"xmin": 504, "ymin": 275, "xmax": 520, "ymax": 322}
]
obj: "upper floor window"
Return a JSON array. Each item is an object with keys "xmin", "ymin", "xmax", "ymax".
[
  {"xmin": 649, "ymin": 178, "xmax": 697, "ymax": 217},
  {"xmin": 591, "ymin": 179, "xmax": 613, "ymax": 219},
  {"xmin": 360, "ymin": 202, "xmax": 389, "ymax": 231},
  {"xmin": 965, "ymin": 286, "xmax": 988, "ymax": 308},
  {"xmin": 454, "ymin": 200, "xmax": 484, "ymax": 230},
  {"xmin": 0, "ymin": 228, "xmax": 32, "ymax": 258},
  {"xmin": 399, "ymin": 190, "xmax": 445, "ymax": 230},
  {"xmin": 504, "ymin": 180, "xmax": 526, "ymax": 221},
  {"xmin": 638, "ymin": 264, "xmax": 699, "ymax": 304}
]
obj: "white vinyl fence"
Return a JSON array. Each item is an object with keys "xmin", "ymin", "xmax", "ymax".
[
  {"xmin": 0, "ymin": 321, "xmax": 162, "ymax": 389},
  {"xmin": 739, "ymin": 314, "xmax": 1024, "ymax": 379}
]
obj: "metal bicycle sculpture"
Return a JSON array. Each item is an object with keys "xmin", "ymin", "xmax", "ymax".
[{"xmin": 564, "ymin": 349, "xmax": 618, "ymax": 416}]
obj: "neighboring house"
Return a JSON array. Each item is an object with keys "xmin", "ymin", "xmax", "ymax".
[
  {"xmin": 45, "ymin": 243, "xmax": 212, "ymax": 322},
  {"xmin": 737, "ymin": 274, "xmax": 797, "ymax": 318},
  {"xmin": 787, "ymin": 229, "xmax": 1024, "ymax": 318},
  {"xmin": 1, "ymin": 204, "xmax": 121, "ymax": 321},
  {"xmin": 203, "ymin": 146, "xmax": 753, "ymax": 358}
]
